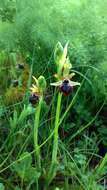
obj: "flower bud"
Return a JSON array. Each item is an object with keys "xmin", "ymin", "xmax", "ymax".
[
  {"xmin": 54, "ymin": 42, "xmax": 69, "ymax": 77},
  {"xmin": 54, "ymin": 42, "xmax": 63, "ymax": 65},
  {"xmin": 38, "ymin": 76, "xmax": 47, "ymax": 92}
]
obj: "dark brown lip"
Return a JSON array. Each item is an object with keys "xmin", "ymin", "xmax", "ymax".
[
  {"xmin": 29, "ymin": 94, "xmax": 39, "ymax": 105},
  {"xmin": 59, "ymin": 81, "xmax": 73, "ymax": 96}
]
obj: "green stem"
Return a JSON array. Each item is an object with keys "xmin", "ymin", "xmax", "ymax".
[
  {"xmin": 52, "ymin": 92, "xmax": 62, "ymax": 163},
  {"xmin": 46, "ymin": 92, "xmax": 62, "ymax": 186},
  {"xmin": 34, "ymin": 96, "xmax": 43, "ymax": 171}
]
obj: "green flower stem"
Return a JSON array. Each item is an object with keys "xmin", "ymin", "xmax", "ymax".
[
  {"xmin": 34, "ymin": 96, "xmax": 43, "ymax": 171},
  {"xmin": 46, "ymin": 92, "xmax": 62, "ymax": 186},
  {"xmin": 52, "ymin": 92, "xmax": 62, "ymax": 163}
]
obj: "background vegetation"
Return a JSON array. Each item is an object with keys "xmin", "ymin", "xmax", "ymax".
[{"xmin": 0, "ymin": 0, "xmax": 107, "ymax": 189}]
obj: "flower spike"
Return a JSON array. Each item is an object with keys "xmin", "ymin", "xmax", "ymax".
[
  {"xmin": 29, "ymin": 75, "xmax": 46, "ymax": 105},
  {"xmin": 51, "ymin": 42, "xmax": 80, "ymax": 96}
]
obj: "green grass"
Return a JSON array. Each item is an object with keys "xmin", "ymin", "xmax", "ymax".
[{"xmin": 0, "ymin": 1, "xmax": 107, "ymax": 189}]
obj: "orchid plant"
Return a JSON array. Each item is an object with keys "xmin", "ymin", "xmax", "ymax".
[
  {"xmin": 30, "ymin": 76, "xmax": 46, "ymax": 179},
  {"xmin": 46, "ymin": 42, "xmax": 80, "ymax": 187}
]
